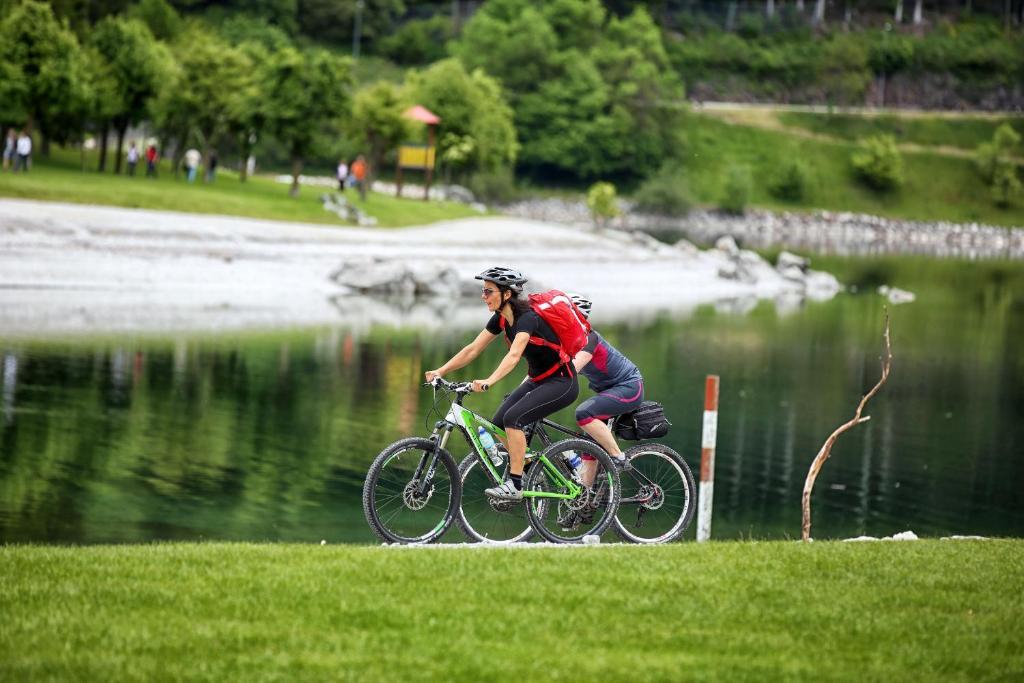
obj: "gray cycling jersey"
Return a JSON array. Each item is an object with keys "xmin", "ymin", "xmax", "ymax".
[{"xmin": 579, "ymin": 331, "xmax": 642, "ymax": 393}]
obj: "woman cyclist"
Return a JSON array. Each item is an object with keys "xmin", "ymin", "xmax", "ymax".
[
  {"xmin": 424, "ymin": 267, "xmax": 579, "ymax": 501},
  {"xmin": 569, "ymin": 294, "xmax": 644, "ymax": 487}
]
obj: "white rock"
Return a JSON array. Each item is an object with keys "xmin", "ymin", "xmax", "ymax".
[
  {"xmin": 878, "ymin": 285, "xmax": 915, "ymax": 305},
  {"xmin": 715, "ymin": 235, "xmax": 739, "ymax": 255},
  {"xmin": 777, "ymin": 250, "xmax": 809, "ymax": 272}
]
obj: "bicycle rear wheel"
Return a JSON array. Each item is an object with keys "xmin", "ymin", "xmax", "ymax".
[
  {"xmin": 362, "ymin": 437, "xmax": 459, "ymax": 544},
  {"xmin": 523, "ymin": 438, "xmax": 620, "ymax": 544},
  {"xmin": 613, "ymin": 443, "xmax": 696, "ymax": 544},
  {"xmin": 455, "ymin": 454, "xmax": 535, "ymax": 544}
]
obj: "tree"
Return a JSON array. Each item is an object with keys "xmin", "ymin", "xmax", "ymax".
[
  {"xmin": 263, "ymin": 47, "xmax": 353, "ymax": 196},
  {"xmin": 127, "ymin": 0, "xmax": 182, "ymax": 41},
  {"xmin": 453, "ymin": 0, "xmax": 680, "ymax": 180},
  {"xmin": 349, "ymin": 81, "xmax": 410, "ymax": 184},
  {"xmin": 160, "ymin": 29, "xmax": 250, "ymax": 180},
  {"xmin": 297, "ymin": 0, "xmax": 404, "ymax": 47},
  {"xmin": 90, "ymin": 17, "xmax": 170, "ymax": 173},
  {"xmin": 868, "ymin": 32, "xmax": 913, "ymax": 106},
  {"xmin": 404, "ymin": 58, "xmax": 518, "ymax": 173},
  {"xmin": 0, "ymin": 1, "xmax": 85, "ymax": 155},
  {"xmin": 813, "ymin": 0, "xmax": 826, "ymax": 25},
  {"xmin": 226, "ymin": 41, "xmax": 271, "ymax": 183}
]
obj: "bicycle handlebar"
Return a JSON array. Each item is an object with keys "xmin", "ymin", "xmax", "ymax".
[{"xmin": 424, "ymin": 377, "xmax": 488, "ymax": 394}]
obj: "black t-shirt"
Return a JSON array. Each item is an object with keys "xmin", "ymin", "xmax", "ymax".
[{"xmin": 486, "ymin": 310, "xmax": 565, "ymax": 379}]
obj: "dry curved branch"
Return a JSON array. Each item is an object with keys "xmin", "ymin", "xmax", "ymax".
[{"xmin": 801, "ymin": 310, "xmax": 893, "ymax": 542}]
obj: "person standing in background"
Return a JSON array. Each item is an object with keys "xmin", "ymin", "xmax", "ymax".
[
  {"xmin": 14, "ymin": 130, "xmax": 31, "ymax": 172},
  {"xmin": 206, "ymin": 150, "xmax": 218, "ymax": 183},
  {"xmin": 126, "ymin": 142, "xmax": 139, "ymax": 176},
  {"xmin": 351, "ymin": 155, "xmax": 367, "ymax": 201},
  {"xmin": 145, "ymin": 144, "xmax": 159, "ymax": 177},
  {"xmin": 184, "ymin": 148, "xmax": 201, "ymax": 183},
  {"xmin": 2, "ymin": 129, "xmax": 15, "ymax": 171},
  {"xmin": 336, "ymin": 159, "xmax": 348, "ymax": 191}
]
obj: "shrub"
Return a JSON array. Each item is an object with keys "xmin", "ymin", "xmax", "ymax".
[
  {"xmin": 587, "ymin": 182, "xmax": 619, "ymax": 227},
  {"xmin": 769, "ymin": 159, "xmax": 810, "ymax": 202},
  {"xmin": 719, "ymin": 165, "xmax": 752, "ymax": 215},
  {"xmin": 467, "ymin": 168, "xmax": 518, "ymax": 205},
  {"xmin": 633, "ymin": 168, "xmax": 693, "ymax": 216},
  {"xmin": 991, "ymin": 162, "xmax": 1022, "ymax": 208},
  {"xmin": 975, "ymin": 123, "xmax": 1021, "ymax": 184},
  {"xmin": 851, "ymin": 135, "xmax": 904, "ymax": 191}
]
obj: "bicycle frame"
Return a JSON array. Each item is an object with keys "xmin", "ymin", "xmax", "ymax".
[
  {"xmin": 426, "ymin": 384, "xmax": 582, "ymax": 501},
  {"xmin": 525, "ymin": 417, "xmax": 663, "ymax": 508}
]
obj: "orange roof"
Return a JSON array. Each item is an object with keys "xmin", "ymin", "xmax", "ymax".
[{"xmin": 403, "ymin": 105, "xmax": 441, "ymax": 125}]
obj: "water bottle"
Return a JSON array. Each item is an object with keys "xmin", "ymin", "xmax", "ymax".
[
  {"xmin": 563, "ymin": 451, "xmax": 583, "ymax": 475},
  {"xmin": 477, "ymin": 426, "xmax": 503, "ymax": 467}
]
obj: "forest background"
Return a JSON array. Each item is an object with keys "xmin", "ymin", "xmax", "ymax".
[{"xmin": 0, "ymin": 0, "xmax": 1022, "ymax": 216}]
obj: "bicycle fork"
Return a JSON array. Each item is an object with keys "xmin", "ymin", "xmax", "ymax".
[{"xmin": 411, "ymin": 422, "xmax": 455, "ymax": 497}]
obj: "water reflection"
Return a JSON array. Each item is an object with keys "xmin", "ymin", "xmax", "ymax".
[{"xmin": 1, "ymin": 272, "xmax": 1023, "ymax": 544}]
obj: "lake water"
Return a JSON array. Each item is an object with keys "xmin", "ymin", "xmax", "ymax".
[{"xmin": 2, "ymin": 257, "xmax": 1022, "ymax": 543}]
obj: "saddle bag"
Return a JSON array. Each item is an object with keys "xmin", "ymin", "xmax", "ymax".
[{"xmin": 614, "ymin": 401, "xmax": 672, "ymax": 441}]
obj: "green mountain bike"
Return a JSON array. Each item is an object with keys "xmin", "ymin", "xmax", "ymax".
[
  {"xmin": 362, "ymin": 377, "xmax": 621, "ymax": 544},
  {"xmin": 458, "ymin": 413, "xmax": 697, "ymax": 545}
]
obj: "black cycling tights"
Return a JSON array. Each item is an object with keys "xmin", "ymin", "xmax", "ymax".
[{"xmin": 492, "ymin": 371, "xmax": 579, "ymax": 431}]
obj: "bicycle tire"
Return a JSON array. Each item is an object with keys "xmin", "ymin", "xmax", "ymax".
[
  {"xmin": 362, "ymin": 437, "xmax": 460, "ymax": 544},
  {"xmin": 613, "ymin": 443, "xmax": 696, "ymax": 544},
  {"xmin": 455, "ymin": 454, "xmax": 535, "ymax": 544},
  {"xmin": 523, "ymin": 438, "xmax": 620, "ymax": 544}
]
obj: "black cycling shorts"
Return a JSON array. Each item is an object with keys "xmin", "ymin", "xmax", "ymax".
[{"xmin": 493, "ymin": 371, "xmax": 579, "ymax": 431}]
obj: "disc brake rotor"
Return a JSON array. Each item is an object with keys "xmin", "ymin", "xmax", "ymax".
[
  {"xmin": 403, "ymin": 479, "xmax": 433, "ymax": 510},
  {"xmin": 639, "ymin": 484, "xmax": 664, "ymax": 510}
]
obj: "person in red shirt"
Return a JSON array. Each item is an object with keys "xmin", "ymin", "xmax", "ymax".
[{"xmin": 145, "ymin": 145, "xmax": 159, "ymax": 178}]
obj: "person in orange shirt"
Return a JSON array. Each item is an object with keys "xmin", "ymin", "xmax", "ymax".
[{"xmin": 351, "ymin": 155, "xmax": 368, "ymax": 201}]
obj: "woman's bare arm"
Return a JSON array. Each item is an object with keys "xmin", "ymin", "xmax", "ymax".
[
  {"xmin": 474, "ymin": 332, "xmax": 530, "ymax": 391},
  {"xmin": 425, "ymin": 329, "xmax": 497, "ymax": 380}
]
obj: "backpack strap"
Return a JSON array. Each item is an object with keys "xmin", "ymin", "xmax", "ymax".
[{"xmin": 499, "ymin": 316, "xmax": 571, "ymax": 381}]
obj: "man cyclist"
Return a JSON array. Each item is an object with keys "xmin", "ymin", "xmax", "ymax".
[{"xmin": 424, "ymin": 267, "xmax": 580, "ymax": 501}]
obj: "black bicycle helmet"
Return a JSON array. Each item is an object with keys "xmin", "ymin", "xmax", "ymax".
[
  {"xmin": 569, "ymin": 293, "xmax": 592, "ymax": 318},
  {"xmin": 475, "ymin": 266, "xmax": 528, "ymax": 293}
]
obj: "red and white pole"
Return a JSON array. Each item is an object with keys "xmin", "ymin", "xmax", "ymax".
[{"xmin": 697, "ymin": 375, "xmax": 720, "ymax": 542}]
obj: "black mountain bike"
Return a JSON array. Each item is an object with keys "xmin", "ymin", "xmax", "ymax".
[{"xmin": 362, "ymin": 378, "xmax": 621, "ymax": 544}]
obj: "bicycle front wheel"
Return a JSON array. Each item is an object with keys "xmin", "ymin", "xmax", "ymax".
[
  {"xmin": 362, "ymin": 437, "xmax": 460, "ymax": 544},
  {"xmin": 455, "ymin": 454, "xmax": 535, "ymax": 544},
  {"xmin": 524, "ymin": 438, "xmax": 620, "ymax": 544},
  {"xmin": 613, "ymin": 443, "xmax": 696, "ymax": 544}
]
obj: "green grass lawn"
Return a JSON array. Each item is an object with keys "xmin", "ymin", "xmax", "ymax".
[
  {"xmin": 2, "ymin": 540, "xmax": 1021, "ymax": 681},
  {"xmin": 778, "ymin": 111, "xmax": 1024, "ymax": 151},
  {"xmin": 0, "ymin": 146, "xmax": 482, "ymax": 229},
  {"xmin": 682, "ymin": 113, "xmax": 1024, "ymax": 226}
]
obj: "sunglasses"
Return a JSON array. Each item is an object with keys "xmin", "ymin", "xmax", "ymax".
[{"xmin": 481, "ymin": 288, "xmax": 496, "ymax": 296}]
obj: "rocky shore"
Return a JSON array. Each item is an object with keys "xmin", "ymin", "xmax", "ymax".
[
  {"xmin": 0, "ymin": 199, "xmax": 840, "ymax": 337},
  {"xmin": 503, "ymin": 199, "xmax": 1024, "ymax": 260}
]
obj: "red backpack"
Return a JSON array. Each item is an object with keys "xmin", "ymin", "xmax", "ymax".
[{"xmin": 499, "ymin": 290, "xmax": 592, "ymax": 381}]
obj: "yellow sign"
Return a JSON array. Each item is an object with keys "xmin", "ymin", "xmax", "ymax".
[{"xmin": 398, "ymin": 145, "xmax": 436, "ymax": 170}]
